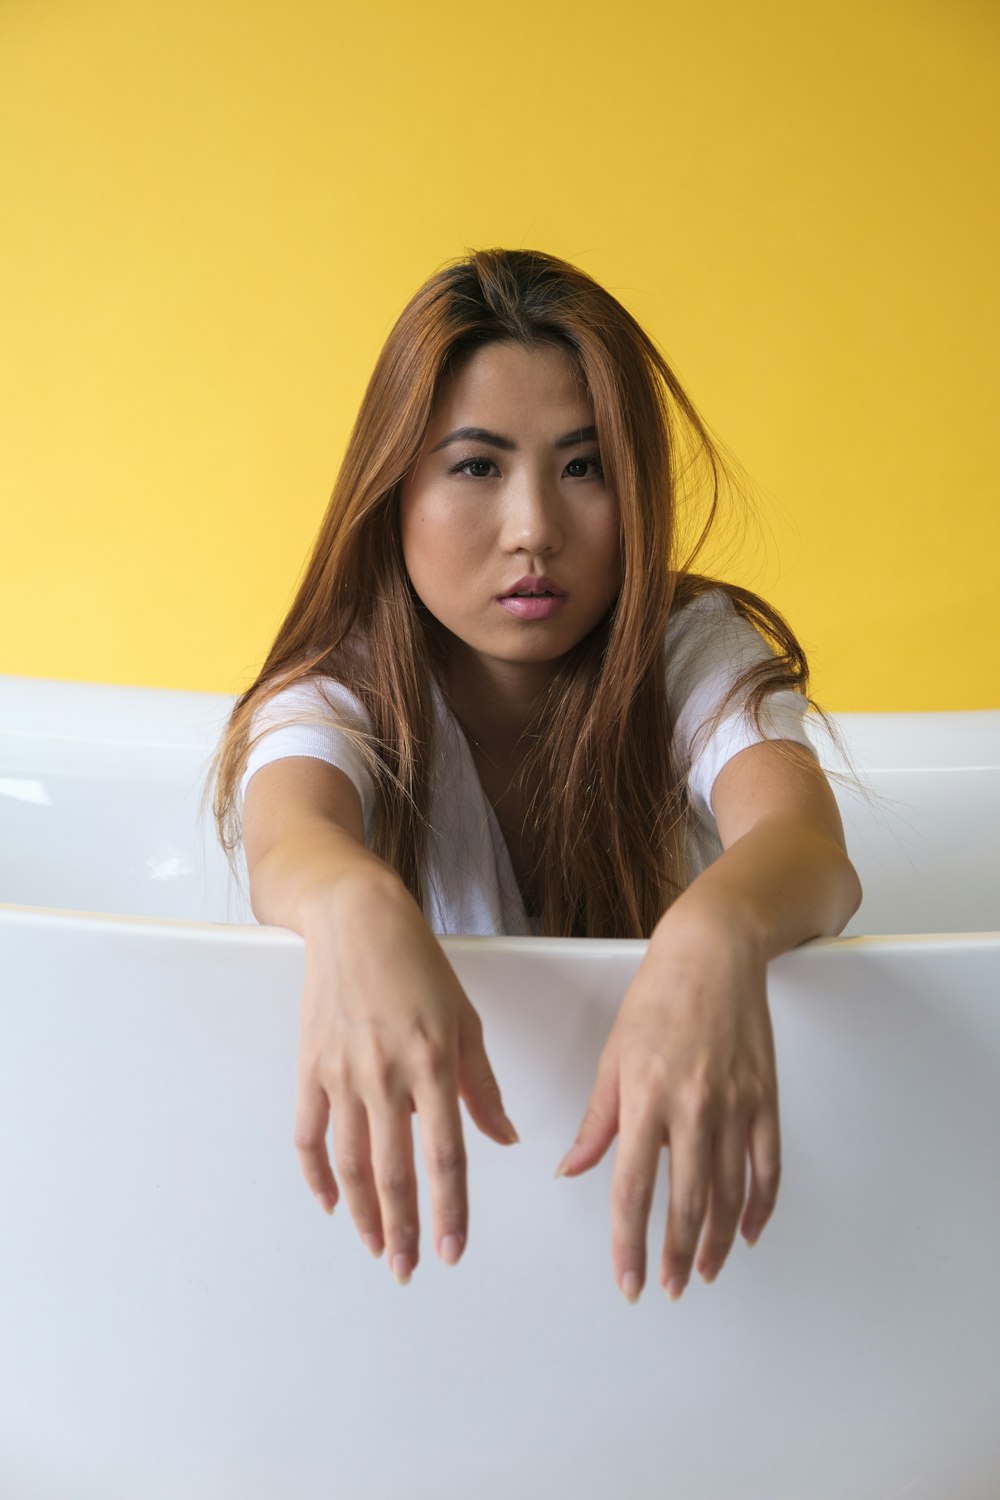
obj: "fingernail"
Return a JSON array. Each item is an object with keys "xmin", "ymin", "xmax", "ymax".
[
  {"xmin": 699, "ymin": 1262, "xmax": 720, "ymax": 1284},
  {"xmin": 363, "ymin": 1232, "xmax": 384, "ymax": 1258},
  {"xmin": 440, "ymin": 1234, "xmax": 463, "ymax": 1265},
  {"xmin": 503, "ymin": 1119, "xmax": 521, "ymax": 1144},
  {"xmin": 391, "ymin": 1253, "xmax": 413, "ymax": 1285},
  {"xmin": 554, "ymin": 1151, "xmax": 573, "ymax": 1179},
  {"xmin": 621, "ymin": 1271, "xmax": 641, "ymax": 1303},
  {"xmin": 665, "ymin": 1276, "xmax": 687, "ymax": 1302},
  {"xmin": 745, "ymin": 1229, "xmax": 759, "ymax": 1247},
  {"xmin": 317, "ymin": 1193, "xmax": 335, "ymax": 1215}
]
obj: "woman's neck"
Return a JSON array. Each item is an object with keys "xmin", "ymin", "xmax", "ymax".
[{"xmin": 440, "ymin": 653, "xmax": 552, "ymax": 764}]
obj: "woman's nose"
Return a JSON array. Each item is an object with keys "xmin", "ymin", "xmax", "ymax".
[{"xmin": 500, "ymin": 480, "xmax": 564, "ymax": 553}]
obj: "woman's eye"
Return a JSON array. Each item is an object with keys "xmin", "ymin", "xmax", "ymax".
[
  {"xmin": 565, "ymin": 456, "xmax": 603, "ymax": 479},
  {"xmin": 449, "ymin": 455, "xmax": 603, "ymax": 479},
  {"xmin": 451, "ymin": 457, "xmax": 496, "ymax": 478}
]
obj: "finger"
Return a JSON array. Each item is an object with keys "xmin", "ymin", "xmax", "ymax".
[
  {"xmin": 609, "ymin": 1085, "xmax": 663, "ymax": 1303},
  {"xmin": 741, "ymin": 1098, "xmax": 781, "ymax": 1245},
  {"xmin": 365, "ymin": 1088, "xmax": 420, "ymax": 1285},
  {"xmin": 695, "ymin": 1114, "xmax": 748, "ymax": 1282},
  {"xmin": 556, "ymin": 1048, "xmax": 621, "ymax": 1178},
  {"xmin": 455, "ymin": 1000, "xmax": 519, "ymax": 1145},
  {"xmin": 661, "ymin": 1108, "xmax": 714, "ymax": 1299},
  {"xmin": 293, "ymin": 1068, "xmax": 339, "ymax": 1213},
  {"xmin": 330, "ymin": 1092, "xmax": 385, "ymax": 1257},
  {"xmin": 412, "ymin": 1064, "xmax": 469, "ymax": 1267}
]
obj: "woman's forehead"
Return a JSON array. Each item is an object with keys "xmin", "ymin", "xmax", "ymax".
[{"xmin": 430, "ymin": 341, "xmax": 594, "ymax": 433}]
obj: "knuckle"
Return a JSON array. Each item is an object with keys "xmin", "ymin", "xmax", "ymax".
[
  {"xmin": 293, "ymin": 1128, "xmax": 323, "ymax": 1154},
  {"xmin": 671, "ymin": 1190, "xmax": 707, "ymax": 1226},
  {"xmin": 387, "ymin": 1231, "xmax": 417, "ymax": 1257},
  {"xmin": 744, "ymin": 1079, "xmax": 772, "ymax": 1114},
  {"xmin": 678, "ymin": 1076, "xmax": 718, "ymax": 1121},
  {"xmin": 360, "ymin": 1047, "xmax": 400, "ymax": 1097},
  {"xmin": 374, "ymin": 1161, "xmax": 412, "ymax": 1198},
  {"xmin": 613, "ymin": 1171, "xmax": 653, "ymax": 1214},
  {"xmin": 630, "ymin": 1056, "xmax": 669, "ymax": 1097},
  {"xmin": 722, "ymin": 1078, "xmax": 748, "ymax": 1115},
  {"xmin": 320, "ymin": 1052, "xmax": 353, "ymax": 1094},
  {"xmin": 630, "ymin": 1082, "xmax": 666, "ymax": 1120},
  {"xmin": 411, "ymin": 1039, "xmax": 453, "ymax": 1086},
  {"xmin": 719, "ymin": 1179, "xmax": 746, "ymax": 1213},
  {"xmin": 335, "ymin": 1152, "xmax": 370, "ymax": 1188},
  {"xmin": 437, "ymin": 1214, "xmax": 467, "ymax": 1241},
  {"xmin": 428, "ymin": 1140, "xmax": 466, "ymax": 1177}
]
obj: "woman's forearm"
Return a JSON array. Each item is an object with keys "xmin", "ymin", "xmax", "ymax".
[
  {"xmin": 250, "ymin": 819, "xmax": 408, "ymax": 938},
  {"xmin": 653, "ymin": 816, "xmax": 864, "ymax": 963}
]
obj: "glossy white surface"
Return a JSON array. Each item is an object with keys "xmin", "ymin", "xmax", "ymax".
[
  {"xmin": 1, "ymin": 676, "xmax": 999, "ymax": 1499},
  {"xmin": 1, "ymin": 675, "xmax": 998, "ymax": 936}
]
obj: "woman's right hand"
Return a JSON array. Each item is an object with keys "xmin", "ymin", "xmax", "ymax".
[{"xmin": 293, "ymin": 871, "xmax": 520, "ymax": 1284}]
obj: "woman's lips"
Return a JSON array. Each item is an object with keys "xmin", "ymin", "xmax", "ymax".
[
  {"xmin": 500, "ymin": 574, "xmax": 566, "ymax": 598},
  {"xmin": 497, "ymin": 595, "xmax": 567, "ymax": 621}
]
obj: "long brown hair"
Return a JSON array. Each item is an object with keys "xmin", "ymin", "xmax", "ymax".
[{"xmin": 205, "ymin": 247, "xmax": 861, "ymax": 938}]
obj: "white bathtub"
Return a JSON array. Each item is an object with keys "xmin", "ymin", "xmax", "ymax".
[{"xmin": 1, "ymin": 675, "xmax": 998, "ymax": 1500}]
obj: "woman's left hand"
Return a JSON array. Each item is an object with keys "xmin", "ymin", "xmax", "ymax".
[{"xmin": 553, "ymin": 911, "xmax": 781, "ymax": 1303}]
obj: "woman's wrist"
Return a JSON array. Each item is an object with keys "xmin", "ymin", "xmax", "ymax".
[
  {"xmin": 650, "ymin": 886, "xmax": 768, "ymax": 969},
  {"xmin": 299, "ymin": 862, "xmax": 412, "ymax": 939}
]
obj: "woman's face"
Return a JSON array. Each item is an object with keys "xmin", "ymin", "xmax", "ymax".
[{"xmin": 399, "ymin": 340, "xmax": 621, "ymax": 681}]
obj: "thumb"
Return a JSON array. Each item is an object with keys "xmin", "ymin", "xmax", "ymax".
[
  {"xmin": 455, "ymin": 1002, "xmax": 520, "ymax": 1146},
  {"xmin": 555, "ymin": 1055, "xmax": 620, "ymax": 1178}
]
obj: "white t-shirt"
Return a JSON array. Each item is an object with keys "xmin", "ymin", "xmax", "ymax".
[{"xmin": 238, "ymin": 589, "xmax": 819, "ymax": 935}]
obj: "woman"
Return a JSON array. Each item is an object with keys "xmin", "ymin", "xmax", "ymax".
[{"xmin": 207, "ymin": 247, "xmax": 863, "ymax": 1306}]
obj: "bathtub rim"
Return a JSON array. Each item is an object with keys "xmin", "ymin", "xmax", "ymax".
[{"xmin": 1, "ymin": 899, "xmax": 996, "ymax": 955}]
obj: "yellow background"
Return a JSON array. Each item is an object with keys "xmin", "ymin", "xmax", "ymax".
[{"xmin": 1, "ymin": 0, "xmax": 996, "ymax": 710}]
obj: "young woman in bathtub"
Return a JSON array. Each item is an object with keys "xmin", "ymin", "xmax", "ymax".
[{"xmin": 209, "ymin": 247, "xmax": 862, "ymax": 1306}]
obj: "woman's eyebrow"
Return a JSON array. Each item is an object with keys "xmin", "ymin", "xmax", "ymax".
[{"xmin": 429, "ymin": 424, "xmax": 598, "ymax": 453}]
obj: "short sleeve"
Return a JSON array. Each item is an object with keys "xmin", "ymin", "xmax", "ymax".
[
  {"xmin": 239, "ymin": 677, "xmax": 376, "ymax": 839},
  {"xmin": 666, "ymin": 590, "xmax": 819, "ymax": 821}
]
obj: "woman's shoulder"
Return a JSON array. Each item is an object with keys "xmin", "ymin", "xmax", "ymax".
[
  {"xmin": 664, "ymin": 584, "xmax": 779, "ymax": 708},
  {"xmin": 238, "ymin": 670, "xmax": 379, "ymax": 827},
  {"xmin": 664, "ymin": 585, "xmax": 744, "ymax": 664},
  {"xmin": 248, "ymin": 670, "xmax": 374, "ymax": 732},
  {"xmin": 665, "ymin": 583, "xmax": 738, "ymax": 634}
]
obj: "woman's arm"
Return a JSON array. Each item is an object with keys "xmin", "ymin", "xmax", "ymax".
[
  {"xmin": 244, "ymin": 757, "xmax": 395, "ymax": 935},
  {"xmin": 554, "ymin": 738, "xmax": 862, "ymax": 1306},
  {"xmin": 658, "ymin": 738, "xmax": 862, "ymax": 958},
  {"xmin": 244, "ymin": 755, "xmax": 520, "ymax": 1286}
]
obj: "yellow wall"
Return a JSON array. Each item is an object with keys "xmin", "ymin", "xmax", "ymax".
[{"xmin": 1, "ymin": 0, "xmax": 996, "ymax": 709}]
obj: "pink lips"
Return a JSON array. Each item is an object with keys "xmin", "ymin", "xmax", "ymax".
[
  {"xmin": 499, "ymin": 574, "xmax": 567, "ymax": 599},
  {"xmin": 497, "ymin": 574, "xmax": 568, "ymax": 621},
  {"xmin": 499, "ymin": 595, "xmax": 567, "ymax": 620}
]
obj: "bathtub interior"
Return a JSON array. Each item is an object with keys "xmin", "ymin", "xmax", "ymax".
[{"xmin": 1, "ymin": 675, "xmax": 997, "ymax": 933}]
